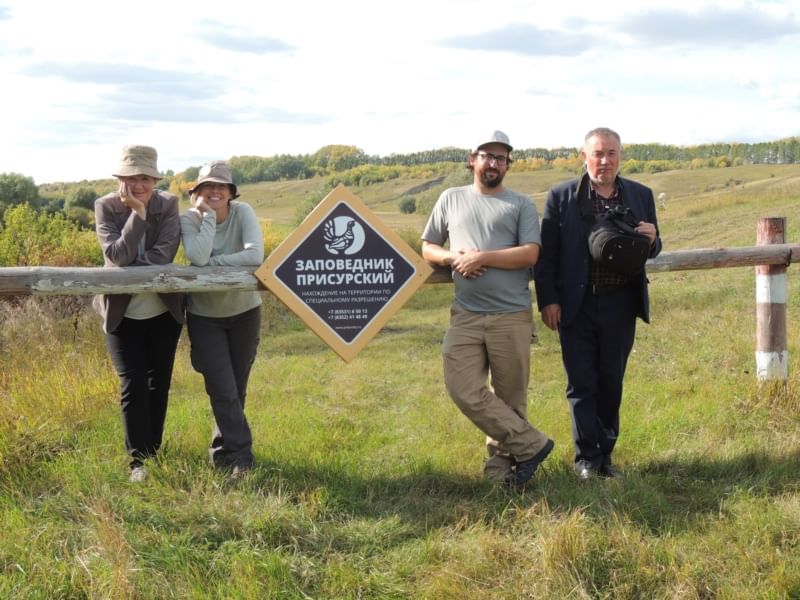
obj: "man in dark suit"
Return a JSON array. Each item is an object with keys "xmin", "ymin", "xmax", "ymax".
[{"xmin": 534, "ymin": 127, "xmax": 662, "ymax": 481}]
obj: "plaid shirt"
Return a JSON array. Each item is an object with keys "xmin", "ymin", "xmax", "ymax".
[{"xmin": 589, "ymin": 181, "xmax": 630, "ymax": 287}]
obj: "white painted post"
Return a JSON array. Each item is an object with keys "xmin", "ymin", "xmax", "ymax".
[{"xmin": 755, "ymin": 217, "xmax": 789, "ymax": 381}]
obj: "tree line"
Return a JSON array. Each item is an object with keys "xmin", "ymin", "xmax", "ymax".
[
  {"xmin": 202, "ymin": 137, "xmax": 800, "ymax": 184},
  {"xmin": 1, "ymin": 137, "xmax": 798, "ymax": 228}
]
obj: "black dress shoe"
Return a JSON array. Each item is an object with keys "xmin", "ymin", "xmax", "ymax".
[{"xmin": 574, "ymin": 460, "xmax": 597, "ymax": 481}]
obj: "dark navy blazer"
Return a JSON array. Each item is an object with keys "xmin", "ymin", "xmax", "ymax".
[{"xmin": 534, "ymin": 173, "xmax": 662, "ymax": 328}]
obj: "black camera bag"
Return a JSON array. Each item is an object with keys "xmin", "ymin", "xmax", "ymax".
[
  {"xmin": 577, "ymin": 176, "xmax": 651, "ymax": 276},
  {"xmin": 587, "ymin": 206, "xmax": 651, "ymax": 275}
]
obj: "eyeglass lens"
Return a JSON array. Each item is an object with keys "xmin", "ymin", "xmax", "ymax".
[{"xmin": 477, "ymin": 152, "xmax": 507, "ymax": 165}]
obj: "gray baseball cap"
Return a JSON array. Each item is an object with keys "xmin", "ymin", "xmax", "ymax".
[{"xmin": 475, "ymin": 130, "xmax": 512, "ymax": 152}]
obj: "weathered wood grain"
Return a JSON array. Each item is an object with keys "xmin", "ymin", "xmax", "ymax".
[{"xmin": 1, "ymin": 244, "xmax": 798, "ymax": 295}]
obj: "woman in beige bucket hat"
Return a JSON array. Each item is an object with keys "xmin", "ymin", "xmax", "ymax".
[
  {"xmin": 180, "ymin": 161, "xmax": 264, "ymax": 478},
  {"xmin": 93, "ymin": 145, "xmax": 185, "ymax": 483}
]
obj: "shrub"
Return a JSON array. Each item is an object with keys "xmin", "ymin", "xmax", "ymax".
[
  {"xmin": 0, "ymin": 204, "xmax": 102, "ymax": 266},
  {"xmin": 399, "ymin": 196, "xmax": 416, "ymax": 214},
  {"xmin": 63, "ymin": 206, "xmax": 94, "ymax": 229},
  {"xmin": 262, "ymin": 220, "xmax": 288, "ymax": 256},
  {"xmin": 621, "ymin": 159, "xmax": 644, "ymax": 174},
  {"xmin": 65, "ymin": 186, "xmax": 97, "ymax": 211},
  {"xmin": 511, "ymin": 157, "xmax": 550, "ymax": 172},
  {"xmin": 551, "ymin": 155, "xmax": 583, "ymax": 171}
]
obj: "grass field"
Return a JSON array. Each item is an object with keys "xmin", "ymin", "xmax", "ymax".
[{"xmin": 1, "ymin": 165, "xmax": 799, "ymax": 598}]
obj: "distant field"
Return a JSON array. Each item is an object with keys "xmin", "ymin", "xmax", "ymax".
[
  {"xmin": 238, "ymin": 164, "xmax": 800, "ymax": 239},
  {"xmin": 241, "ymin": 174, "xmax": 443, "ymax": 231}
]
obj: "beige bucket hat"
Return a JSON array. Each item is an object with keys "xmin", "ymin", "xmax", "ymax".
[
  {"xmin": 112, "ymin": 145, "xmax": 162, "ymax": 179},
  {"xmin": 189, "ymin": 161, "xmax": 239, "ymax": 198}
]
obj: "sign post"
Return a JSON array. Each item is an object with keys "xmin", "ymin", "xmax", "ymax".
[{"xmin": 255, "ymin": 184, "xmax": 432, "ymax": 362}]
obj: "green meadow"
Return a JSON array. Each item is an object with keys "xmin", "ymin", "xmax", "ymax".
[{"xmin": 1, "ymin": 164, "xmax": 799, "ymax": 598}]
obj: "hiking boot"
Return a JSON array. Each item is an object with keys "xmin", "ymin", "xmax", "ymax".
[
  {"xmin": 509, "ymin": 439, "xmax": 554, "ymax": 489},
  {"xmin": 484, "ymin": 454, "xmax": 515, "ymax": 483}
]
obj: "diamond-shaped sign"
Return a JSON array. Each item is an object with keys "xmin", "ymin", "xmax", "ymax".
[{"xmin": 255, "ymin": 184, "xmax": 432, "ymax": 362}]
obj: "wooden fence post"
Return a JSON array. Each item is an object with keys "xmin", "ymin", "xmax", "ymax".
[{"xmin": 755, "ymin": 217, "xmax": 789, "ymax": 381}]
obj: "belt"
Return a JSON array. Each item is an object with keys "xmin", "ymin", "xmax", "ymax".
[{"xmin": 589, "ymin": 283, "xmax": 630, "ymax": 296}]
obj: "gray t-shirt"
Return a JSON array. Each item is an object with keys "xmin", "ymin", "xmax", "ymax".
[{"xmin": 422, "ymin": 185, "xmax": 540, "ymax": 313}]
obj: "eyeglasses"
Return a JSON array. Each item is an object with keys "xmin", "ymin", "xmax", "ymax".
[{"xmin": 476, "ymin": 151, "xmax": 510, "ymax": 166}]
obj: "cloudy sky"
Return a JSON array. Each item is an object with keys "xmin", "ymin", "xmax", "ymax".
[{"xmin": 1, "ymin": 0, "xmax": 799, "ymax": 183}]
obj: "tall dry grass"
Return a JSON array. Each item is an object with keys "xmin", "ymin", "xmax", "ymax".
[{"xmin": 1, "ymin": 165, "xmax": 799, "ymax": 598}]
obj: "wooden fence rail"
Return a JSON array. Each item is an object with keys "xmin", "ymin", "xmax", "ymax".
[
  {"xmin": 1, "ymin": 232, "xmax": 797, "ymax": 381},
  {"xmin": 1, "ymin": 244, "xmax": 799, "ymax": 295}
]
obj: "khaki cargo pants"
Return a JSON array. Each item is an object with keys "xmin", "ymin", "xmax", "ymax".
[{"xmin": 442, "ymin": 304, "xmax": 550, "ymax": 481}]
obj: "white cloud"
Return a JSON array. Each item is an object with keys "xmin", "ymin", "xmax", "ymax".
[
  {"xmin": 1, "ymin": 0, "xmax": 799, "ymax": 183},
  {"xmin": 440, "ymin": 24, "xmax": 591, "ymax": 56},
  {"xmin": 617, "ymin": 5, "xmax": 800, "ymax": 46}
]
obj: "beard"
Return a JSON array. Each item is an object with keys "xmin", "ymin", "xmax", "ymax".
[{"xmin": 479, "ymin": 168, "xmax": 504, "ymax": 188}]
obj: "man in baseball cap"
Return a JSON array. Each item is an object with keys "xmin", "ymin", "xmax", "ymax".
[{"xmin": 421, "ymin": 130, "xmax": 554, "ymax": 489}]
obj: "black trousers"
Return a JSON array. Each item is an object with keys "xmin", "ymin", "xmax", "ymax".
[
  {"xmin": 106, "ymin": 312, "xmax": 182, "ymax": 469},
  {"xmin": 187, "ymin": 307, "xmax": 261, "ymax": 469},
  {"xmin": 558, "ymin": 286, "xmax": 638, "ymax": 467}
]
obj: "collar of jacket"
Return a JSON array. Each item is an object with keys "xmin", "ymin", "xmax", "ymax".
[
  {"xmin": 576, "ymin": 172, "xmax": 591, "ymax": 207},
  {"xmin": 577, "ymin": 172, "xmax": 628, "ymax": 201}
]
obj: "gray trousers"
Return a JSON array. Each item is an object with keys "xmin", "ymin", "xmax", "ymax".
[{"xmin": 187, "ymin": 307, "xmax": 261, "ymax": 468}]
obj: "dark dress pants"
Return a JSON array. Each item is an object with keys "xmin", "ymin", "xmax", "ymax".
[
  {"xmin": 558, "ymin": 287, "xmax": 638, "ymax": 467},
  {"xmin": 106, "ymin": 311, "xmax": 182, "ymax": 469},
  {"xmin": 187, "ymin": 307, "xmax": 260, "ymax": 469}
]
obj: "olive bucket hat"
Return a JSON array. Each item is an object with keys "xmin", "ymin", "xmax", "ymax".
[
  {"xmin": 112, "ymin": 145, "xmax": 162, "ymax": 179},
  {"xmin": 189, "ymin": 161, "xmax": 239, "ymax": 198}
]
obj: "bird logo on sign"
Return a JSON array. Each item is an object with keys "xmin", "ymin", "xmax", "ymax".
[{"xmin": 323, "ymin": 217, "xmax": 365, "ymax": 255}]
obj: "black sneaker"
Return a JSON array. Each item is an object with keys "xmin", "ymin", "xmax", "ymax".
[{"xmin": 509, "ymin": 439, "xmax": 555, "ymax": 489}]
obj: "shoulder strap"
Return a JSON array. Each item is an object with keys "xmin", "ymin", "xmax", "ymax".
[{"xmin": 576, "ymin": 173, "xmax": 595, "ymax": 235}]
